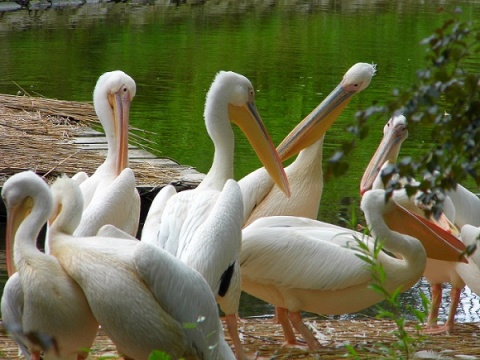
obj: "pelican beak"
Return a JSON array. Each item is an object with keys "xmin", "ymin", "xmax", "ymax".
[
  {"xmin": 360, "ymin": 117, "xmax": 408, "ymax": 195},
  {"xmin": 277, "ymin": 63, "xmax": 376, "ymax": 161},
  {"xmin": 384, "ymin": 200, "xmax": 467, "ymax": 263},
  {"xmin": 110, "ymin": 89, "xmax": 131, "ymax": 176},
  {"xmin": 5, "ymin": 197, "xmax": 34, "ymax": 277},
  {"xmin": 229, "ymin": 101, "xmax": 290, "ymax": 197}
]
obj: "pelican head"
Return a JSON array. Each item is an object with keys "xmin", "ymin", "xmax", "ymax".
[
  {"xmin": 360, "ymin": 115, "xmax": 408, "ymax": 195},
  {"xmin": 2, "ymin": 171, "xmax": 53, "ymax": 277},
  {"xmin": 93, "ymin": 70, "xmax": 136, "ymax": 176},
  {"xmin": 205, "ymin": 71, "xmax": 290, "ymax": 197},
  {"xmin": 48, "ymin": 176, "xmax": 84, "ymax": 234},
  {"xmin": 363, "ymin": 189, "xmax": 466, "ymax": 263},
  {"xmin": 277, "ymin": 62, "xmax": 376, "ymax": 161}
]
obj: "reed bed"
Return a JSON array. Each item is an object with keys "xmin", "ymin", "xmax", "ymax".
[
  {"xmin": 1, "ymin": 318, "xmax": 480, "ymax": 359},
  {"xmin": 0, "ymin": 93, "xmax": 200, "ymax": 188}
]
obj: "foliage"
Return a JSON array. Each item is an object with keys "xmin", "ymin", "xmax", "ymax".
[
  {"xmin": 327, "ymin": 9, "xmax": 480, "ymax": 211},
  {"xmin": 347, "ymin": 229, "xmax": 427, "ymax": 359},
  {"xmin": 148, "ymin": 350, "xmax": 174, "ymax": 360}
]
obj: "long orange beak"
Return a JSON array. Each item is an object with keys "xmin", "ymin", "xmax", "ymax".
[
  {"xmin": 5, "ymin": 197, "xmax": 34, "ymax": 277},
  {"xmin": 277, "ymin": 62, "xmax": 376, "ymax": 161},
  {"xmin": 360, "ymin": 115, "xmax": 408, "ymax": 195},
  {"xmin": 110, "ymin": 89, "xmax": 131, "ymax": 176},
  {"xmin": 229, "ymin": 101, "xmax": 290, "ymax": 197},
  {"xmin": 384, "ymin": 200, "xmax": 467, "ymax": 263}
]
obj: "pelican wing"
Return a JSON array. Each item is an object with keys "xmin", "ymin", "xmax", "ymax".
[
  {"xmin": 238, "ymin": 167, "xmax": 273, "ymax": 224},
  {"xmin": 97, "ymin": 224, "xmax": 137, "ymax": 239},
  {"xmin": 241, "ymin": 217, "xmax": 371, "ymax": 291},
  {"xmin": 153, "ymin": 189, "xmax": 218, "ymax": 256},
  {"xmin": 74, "ymin": 168, "xmax": 140, "ymax": 237},
  {"xmin": 134, "ymin": 242, "xmax": 231, "ymax": 359},
  {"xmin": 447, "ymin": 183, "xmax": 480, "ymax": 228},
  {"xmin": 180, "ymin": 180, "xmax": 244, "ymax": 293},
  {"xmin": 141, "ymin": 184, "xmax": 177, "ymax": 245}
]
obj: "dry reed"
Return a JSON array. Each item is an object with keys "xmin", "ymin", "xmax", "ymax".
[
  {"xmin": 1, "ymin": 318, "xmax": 480, "ymax": 359},
  {"xmin": 0, "ymin": 94, "xmax": 201, "ymax": 188}
]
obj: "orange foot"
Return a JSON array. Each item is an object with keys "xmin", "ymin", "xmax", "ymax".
[
  {"xmin": 281, "ymin": 339, "xmax": 309, "ymax": 350},
  {"xmin": 422, "ymin": 324, "xmax": 453, "ymax": 335}
]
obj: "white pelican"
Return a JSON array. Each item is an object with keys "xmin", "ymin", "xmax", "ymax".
[
  {"xmin": 359, "ymin": 114, "xmax": 475, "ymax": 334},
  {"xmin": 240, "ymin": 63, "xmax": 376, "ymax": 226},
  {"xmin": 1, "ymin": 171, "xmax": 98, "ymax": 360},
  {"xmin": 47, "ymin": 176, "xmax": 235, "ymax": 360},
  {"xmin": 240, "ymin": 188, "xmax": 466, "ymax": 349},
  {"xmin": 141, "ymin": 71, "xmax": 290, "ymax": 359},
  {"xmin": 359, "ymin": 114, "xmax": 457, "ymax": 229},
  {"xmin": 73, "ymin": 70, "xmax": 140, "ymax": 237}
]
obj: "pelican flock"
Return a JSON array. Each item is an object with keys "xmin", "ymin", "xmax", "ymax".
[{"xmin": 1, "ymin": 65, "xmax": 478, "ymax": 359}]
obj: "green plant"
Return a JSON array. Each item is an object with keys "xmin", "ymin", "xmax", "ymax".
[
  {"xmin": 148, "ymin": 350, "xmax": 174, "ymax": 360},
  {"xmin": 345, "ymin": 229, "xmax": 427, "ymax": 359}
]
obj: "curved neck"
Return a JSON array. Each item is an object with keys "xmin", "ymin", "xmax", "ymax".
[
  {"xmin": 199, "ymin": 101, "xmax": 235, "ymax": 191},
  {"xmin": 50, "ymin": 183, "xmax": 83, "ymax": 237},
  {"xmin": 289, "ymin": 136, "xmax": 324, "ymax": 172},
  {"xmin": 95, "ymin": 96, "xmax": 119, "ymax": 172},
  {"xmin": 14, "ymin": 192, "xmax": 52, "ymax": 267},
  {"xmin": 364, "ymin": 204, "xmax": 426, "ymax": 271}
]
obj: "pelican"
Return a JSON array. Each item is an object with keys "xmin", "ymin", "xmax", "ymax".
[
  {"xmin": 1, "ymin": 171, "xmax": 98, "ymax": 360},
  {"xmin": 47, "ymin": 175, "xmax": 235, "ymax": 360},
  {"xmin": 73, "ymin": 70, "xmax": 140, "ymax": 237},
  {"xmin": 240, "ymin": 188, "xmax": 466, "ymax": 349},
  {"xmin": 141, "ymin": 71, "xmax": 290, "ymax": 359},
  {"xmin": 359, "ymin": 114, "xmax": 457, "ymax": 228},
  {"xmin": 240, "ymin": 63, "xmax": 376, "ymax": 226},
  {"xmin": 359, "ymin": 114, "xmax": 476, "ymax": 334}
]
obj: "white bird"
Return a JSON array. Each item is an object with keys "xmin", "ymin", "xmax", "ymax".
[
  {"xmin": 240, "ymin": 63, "xmax": 376, "ymax": 226},
  {"xmin": 73, "ymin": 70, "xmax": 140, "ymax": 237},
  {"xmin": 47, "ymin": 175, "xmax": 235, "ymax": 360},
  {"xmin": 240, "ymin": 188, "xmax": 466, "ymax": 350},
  {"xmin": 359, "ymin": 114, "xmax": 475, "ymax": 334},
  {"xmin": 141, "ymin": 71, "xmax": 290, "ymax": 359},
  {"xmin": 361, "ymin": 115, "xmax": 455, "ymax": 224},
  {"xmin": 1, "ymin": 171, "xmax": 98, "ymax": 360}
]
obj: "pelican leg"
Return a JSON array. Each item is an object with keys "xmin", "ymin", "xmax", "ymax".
[
  {"xmin": 225, "ymin": 313, "xmax": 245, "ymax": 360},
  {"xmin": 425, "ymin": 283, "xmax": 442, "ymax": 329},
  {"xmin": 443, "ymin": 287, "xmax": 462, "ymax": 333},
  {"xmin": 272, "ymin": 306, "xmax": 280, "ymax": 324},
  {"xmin": 426, "ymin": 286, "xmax": 462, "ymax": 335},
  {"xmin": 287, "ymin": 311, "xmax": 322, "ymax": 350},
  {"xmin": 277, "ymin": 307, "xmax": 297, "ymax": 345}
]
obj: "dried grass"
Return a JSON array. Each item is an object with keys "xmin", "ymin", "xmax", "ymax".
[
  {"xmin": 0, "ymin": 94, "xmax": 201, "ymax": 188},
  {"xmin": 1, "ymin": 318, "xmax": 480, "ymax": 359}
]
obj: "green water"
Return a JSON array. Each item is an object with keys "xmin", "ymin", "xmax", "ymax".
[{"xmin": 1, "ymin": 0, "xmax": 480, "ymax": 320}]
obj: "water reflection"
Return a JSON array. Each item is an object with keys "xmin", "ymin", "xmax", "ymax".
[{"xmin": 1, "ymin": 0, "xmax": 480, "ymax": 323}]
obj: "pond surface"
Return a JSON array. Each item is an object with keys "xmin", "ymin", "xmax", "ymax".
[{"xmin": 1, "ymin": 0, "xmax": 480, "ymax": 323}]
